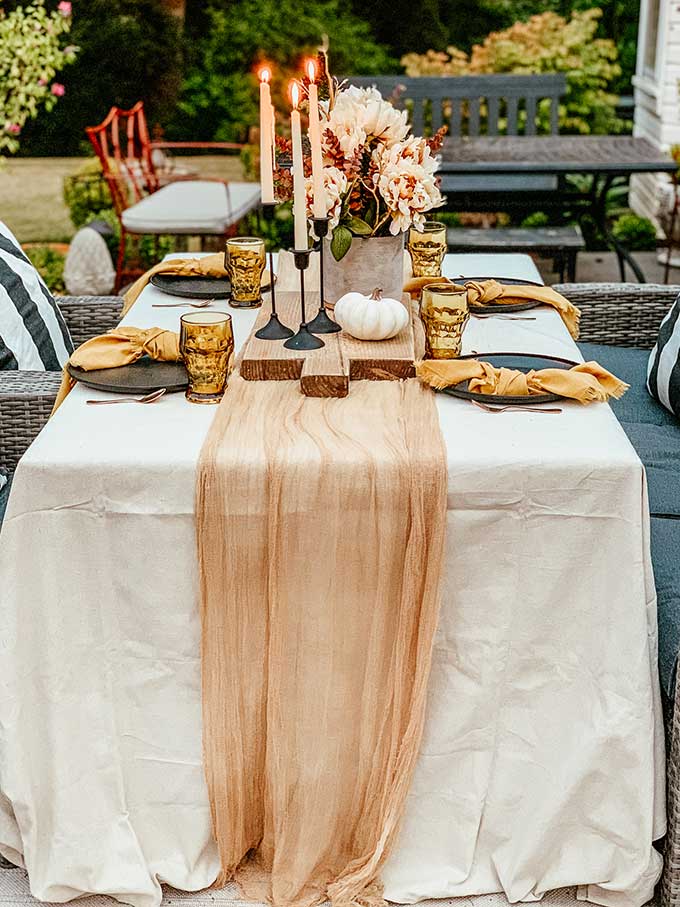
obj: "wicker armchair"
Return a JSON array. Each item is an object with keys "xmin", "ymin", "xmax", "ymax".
[
  {"xmin": 0, "ymin": 295, "xmax": 122, "ymax": 473},
  {"xmin": 556, "ymin": 282, "xmax": 680, "ymax": 907}
]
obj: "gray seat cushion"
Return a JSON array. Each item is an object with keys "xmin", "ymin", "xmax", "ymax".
[
  {"xmin": 580, "ymin": 342, "xmax": 677, "ymax": 429},
  {"xmin": 651, "ymin": 516, "xmax": 680, "ymax": 697},
  {"xmin": 580, "ymin": 342, "xmax": 680, "ymax": 696}
]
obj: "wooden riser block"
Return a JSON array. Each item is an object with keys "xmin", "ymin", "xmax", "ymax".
[{"xmin": 240, "ymin": 291, "xmax": 417, "ymax": 398}]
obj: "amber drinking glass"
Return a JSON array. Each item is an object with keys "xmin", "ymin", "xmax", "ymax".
[
  {"xmin": 407, "ymin": 221, "xmax": 447, "ymax": 279},
  {"xmin": 420, "ymin": 283, "xmax": 469, "ymax": 360},
  {"xmin": 225, "ymin": 236, "xmax": 266, "ymax": 307},
  {"xmin": 180, "ymin": 311, "xmax": 234, "ymax": 404}
]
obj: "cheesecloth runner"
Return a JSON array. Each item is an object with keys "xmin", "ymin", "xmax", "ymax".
[{"xmin": 196, "ymin": 370, "xmax": 447, "ymax": 907}]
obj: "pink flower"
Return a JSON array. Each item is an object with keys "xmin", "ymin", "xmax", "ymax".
[
  {"xmin": 38, "ymin": 77, "xmax": 47, "ymax": 87},
  {"xmin": 6, "ymin": 124, "xmax": 22, "ymax": 135},
  {"xmin": 51, "ymin": 83, "xmax": 66, "ymax": 97},
  {"xmin": 57, "ymin": 1, "xmax": 72, "ymax": 16}
]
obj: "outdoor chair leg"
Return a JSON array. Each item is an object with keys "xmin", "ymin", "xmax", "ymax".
[
  {"xmin": 115, "ymin": 229, "xmax": 128, "ymax": 294},
  {"xmin": 661, "ymin": 672, "xmax": 680, "ymax": 907},
  {"xmin": 665, "ymin": 187, "xmax": 679, "ymax": 285},
  {"xmin": 567, "ymin": 251, "xmax": 577, "ymax": 282}
]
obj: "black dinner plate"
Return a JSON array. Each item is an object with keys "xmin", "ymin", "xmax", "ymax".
[
  {"xmin": 151, "ymin": 273, "xmax": 274, "ymax": 299},
  {"xmin": 150, "ymin": 274, "xmax": 232, "ymax": 299},
  {"xmin": 438, "ymin": 351, "xmax": 578, "ymax": 406},
  {"xmin": 68, "ymin": 357, "xmax": 189, "ymax": 394},
  {"xmin": 456, "ymin": 276, "xmax": 543, "ymax": 314}
]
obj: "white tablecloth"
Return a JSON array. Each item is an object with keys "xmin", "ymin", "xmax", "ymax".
[{"xmin": 0, "ymin": 254, "xmax": 665, "ymax": 907}]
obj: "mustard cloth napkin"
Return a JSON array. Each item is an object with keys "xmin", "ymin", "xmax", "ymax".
[
  {"xmin": 404, "ymin": 277, "xmax": 581, "ymax": 340},
  {"xmin": 52, "ymin": 327, "xmax": 180, "ymax": 413},
  {"xmin": 123, "ymin": 253, "xmax": 273, "ymax": 316},
  {"xmin": 416, "ymin": 358, "xmax": 629, "ymax": 404}
]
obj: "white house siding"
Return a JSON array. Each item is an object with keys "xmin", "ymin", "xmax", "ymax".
[{"xmin": 630, "ymin": 0, "xmax": 680, "ymax": 225}]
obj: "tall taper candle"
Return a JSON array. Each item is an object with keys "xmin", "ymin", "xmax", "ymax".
[
  {"xmin": 290, "ymin": 82, "xmax": 308, "ymax": 250},
  {"xmin": 306, "ymin": 60, "xmax": 325, "ymax": 218},
  {"xmin": 259, "ymin": 68, "xmax": 275, "ymax": 204}
]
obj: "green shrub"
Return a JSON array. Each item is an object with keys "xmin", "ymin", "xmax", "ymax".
[
  {"xmin": 26, "ymin": 246, "xmax": 66, "ymax": 294},
  {"xmin": 611, "ymin": 213, "xmax": 658, "ymax": 251},
  {"xmin": 63, "ymin": 159, "xmax": 112, "ymax": 229},
  {"xmin": 15, "ymin": 0, "xmax": 182, "ymax": 157},
  {"xmin": 0, "ymin": 0, "xmax": 76, "ymax": 156},
  {"xmin": 402, "ymin": 9, "xmax": 623, "ymax": 136},
  {"xmin": 172, "ymin": 0, "xmax": 395, "ymax": 143},
  {"xmin": 430, "ymin": 211, "xmax": 461, "ymax": 228},
  {"xmin": 521, "ymin": 212, "xmax": 550, "ymax": 228},
  {"xmin": 238, "ymin": 203, "xmax": 294, "ymax": 252}
]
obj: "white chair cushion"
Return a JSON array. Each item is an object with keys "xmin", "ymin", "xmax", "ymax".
[{"xmin": 121, "ymin": 181, "xmax": 261, "ymax": 235}]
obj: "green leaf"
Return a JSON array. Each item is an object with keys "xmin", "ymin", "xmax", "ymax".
[
  {"xmin": 330, "ymin": 225, "xmax": 353, "ymax": 261},
  {"xmin": 347, "ymin": 216, "xmax": 372, "ymax": 236}
]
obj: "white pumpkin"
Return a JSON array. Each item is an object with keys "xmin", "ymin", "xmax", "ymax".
[{"xmin": 334, "ymin": 287, "xmax": 409, "ymax": 341}]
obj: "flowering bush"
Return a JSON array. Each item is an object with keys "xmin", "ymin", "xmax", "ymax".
[
  {"xmin": 401, "ymin": 8, "xmax": 622, "ymax": 136},
  {"xmin": 278, "ymin": 70, "xmax": 445, "ymax": 261},
  {"xmin": 0, "ymin": 0, "xmax": 77, "ymax": 154}
]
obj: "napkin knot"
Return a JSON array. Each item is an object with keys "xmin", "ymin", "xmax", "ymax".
[{"xmin": 463, "ymin": 280, "xmax": 504, "ymax": 306}]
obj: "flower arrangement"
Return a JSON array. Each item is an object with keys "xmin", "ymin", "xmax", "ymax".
[
  {"xmin": 275, "ymin": 56, "xmax": 446, "ymax": 261},
  {"xmin": 0, "ymin": 0, "xmax": 77, "ymax": 156}
]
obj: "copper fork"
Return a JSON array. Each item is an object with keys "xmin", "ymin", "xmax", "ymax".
[
  {"xmin": 152, "ymin": 299, "xmax": 215, "ymax": 308},
  {"xmin": 86, "ymin": 388, "xmax": 167, "ymax": 406},
  {"xmin": 471, "ymin": 399, "xmax": 562, "ymax": 414}
]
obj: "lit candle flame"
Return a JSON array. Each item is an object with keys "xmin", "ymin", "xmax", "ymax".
[
  {"xmin": 291, "ymin": 81, "xmax": 300, "ymax": 109},
  {"xmin": 307, "ymin": 60, "xmax": 316, "ymax": 83},
  {"xmin": 259, "ymin": 67, "xmax": 270, "ymax": 84}
]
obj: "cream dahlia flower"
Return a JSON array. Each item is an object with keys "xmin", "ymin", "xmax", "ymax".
[
  {"xmin": 324, "ymin": 85, "xmax": 410, "ymax": 159},
  {"xmin": 305, "ymin": 166, "xmax": 349, "ymax": 229},
  {"xmin": 373, "ymin": 138, "xmax": 443, "ymax": 234}
]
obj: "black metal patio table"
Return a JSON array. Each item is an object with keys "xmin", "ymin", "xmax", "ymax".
[{"xmin": 438, "ymin": 135, "xmax": 677, "ymax": 282}]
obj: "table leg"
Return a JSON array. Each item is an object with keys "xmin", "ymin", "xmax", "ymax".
[
  {"xmin": 592, "ymin": 174, "xmax": 647, "ymax": 284},
  {"xmin": 664, "ymin": 178, "xmax": 679, "ymax": 285},
  {"xmin": 567, "ymin": 250, "xmax": 577, "ymax": 283}
]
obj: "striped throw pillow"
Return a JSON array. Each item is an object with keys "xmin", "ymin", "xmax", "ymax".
[
  {"xmin": 647, "ymin": 292, "xmax": 680, "ymax": 418},
  {"xmin": 0, "ymin": 221, "xmax": 73, "ymax": 370}
]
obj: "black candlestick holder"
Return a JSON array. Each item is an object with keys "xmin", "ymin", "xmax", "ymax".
[
  {"xmin": 283, "ymin": 249, "xmax": 325, "ymax": 351},
  {"xmin": 255, "ymin": 248, "xmax": 293, "ymax": 340},
  {"xmin": 307, "ymin": 216, "xmax": 341, "ymax": 335}
]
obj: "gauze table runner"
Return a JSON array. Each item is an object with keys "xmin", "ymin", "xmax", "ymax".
[
  {"xmin": 0, "ymin": 253, "xmax": 665, "ymax": 907},
  {"xmin": 197, "ymin": 367, "xmax": 447, "ymax": 906}
]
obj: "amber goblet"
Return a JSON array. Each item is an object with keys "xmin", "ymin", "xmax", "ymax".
[
  {"xmin": 420, "ymin": 283, "xmax": 469, "ymax": 360},
  {"xmin": 180, "ymin": 311, "xmax": 234, "ymax": 404},
  {"xmin": 225, "ymin": 236, "xmax": 266, "ymax": 308},
  {"xmin": 408, "ymin": 221, "xmax": 447, "ymax": 279}
]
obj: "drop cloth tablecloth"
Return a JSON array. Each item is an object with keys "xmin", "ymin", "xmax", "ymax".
[{"xmin": 0, "ymin": 254, "xmax": 665, "ymax": 907}]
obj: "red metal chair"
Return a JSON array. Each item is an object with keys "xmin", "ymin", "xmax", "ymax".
[{"xmin": 86, "ymin": 102, "xmax": 261, "ymax": 290}]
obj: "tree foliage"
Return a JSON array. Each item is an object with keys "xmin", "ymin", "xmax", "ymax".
[
  {"xmin": 171, "ymin": 0, "xmax": 395, "ymax": 143},
  {"xmin": 14, "ymin": 0, "xmax": 183, "ymax": 156},
  {"xmin": 0, "ymin": 0, "xmax": 75, "ymax": 154},
  {"xmin": 402, "ymin": 8, "xmax": 623, "ymax": 134},
  {"xmin": 353, "ymin": 0, "xmax": 638, "ymax": 92}
]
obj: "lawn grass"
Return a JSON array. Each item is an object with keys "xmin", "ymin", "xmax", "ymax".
[{"xmin": 1, "ymin": 155, "xmax": 247, "ymax": 244}]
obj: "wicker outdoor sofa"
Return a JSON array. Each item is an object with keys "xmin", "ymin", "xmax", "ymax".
[{"xmin": 1, "ymin": 284, "xmax": 680, "ymax": 905}]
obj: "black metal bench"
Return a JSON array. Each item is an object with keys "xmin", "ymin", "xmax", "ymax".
[{"xmin": 446, "ymin": 225, "xmax": 585, "ymax": 282}]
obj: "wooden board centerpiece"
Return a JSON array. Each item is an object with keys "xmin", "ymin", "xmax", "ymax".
[{"xmin": 240, "ymin": 290, "xmax": 416, "ymax": 398}]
